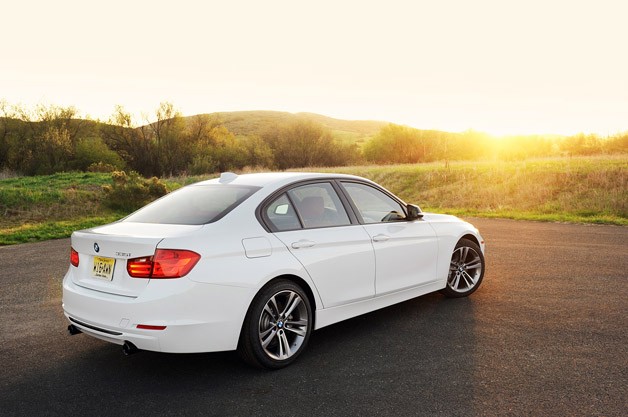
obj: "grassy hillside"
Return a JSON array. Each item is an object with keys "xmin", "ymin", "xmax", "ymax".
[
  {"xmin": 0, "ymin": 172, "xmax": 213, "ymax": 245},
  {"xmin": 0, "ymin": 173, "xmax": 120, "ymax": 245},
  {"xmin": 195, "ymin": 110, "xmax": 388, "ymax": 145},
  {"xmin": 0, "ymin": 156, "xmax": 625, "ymax": 245},
  {"xmin": 306, "ymin": 156, "xmax": 627, "ymax": 224}
]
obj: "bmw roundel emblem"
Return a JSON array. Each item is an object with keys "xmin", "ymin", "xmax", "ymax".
[{"xmin": 94, "ymin": 243, "xmax": 100, "ymax": 253}]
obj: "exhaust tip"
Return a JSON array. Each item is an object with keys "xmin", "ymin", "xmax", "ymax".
[
  {"xmin": 122, "ymin": 341, "xmax": 139, "ymax": 356},
  {"xmin": 68, "ymin": 324, "xmax": 82, "ymax": 336}
]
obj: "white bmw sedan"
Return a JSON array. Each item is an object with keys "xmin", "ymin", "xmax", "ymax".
[{"xmin": 63, "ymin": 172, "xmax": 485, "ymax": 369}]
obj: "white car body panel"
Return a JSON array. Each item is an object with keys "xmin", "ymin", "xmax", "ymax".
[
  {"xmin": 363, "ymin": 221, "xmax": 439, "ymax": 295},
  {"xmin": 62, "ymin": 172, "xmax": 484, "ymax": 354},
  {"xmin": 273, "ymin": 225, "xmax": 375, "ymax": 308},
  {"xmin": 63, "ymin": 276, "xmax": 254, "ymax": 352},
  {"xmin": 421, "ymin": 213, "xmax": 485, "ymax": 285}
]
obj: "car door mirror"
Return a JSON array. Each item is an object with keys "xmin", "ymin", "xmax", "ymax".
[{"xmin": 407, "ymin": 204, "xmax": 423, "ymax": 220}]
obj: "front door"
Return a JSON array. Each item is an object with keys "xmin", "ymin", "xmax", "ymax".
[{"xmin": 340, "ymin": 181, "xmax": 438, "ymax": 295}]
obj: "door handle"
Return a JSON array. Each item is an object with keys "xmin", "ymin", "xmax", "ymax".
[
  {"xmin": 372, "ymin": 234, "xmax": 390, "ymax": 242},
  {"xmin": 291, "ymin": 239, "xmax": 316, "ymax": 249}
]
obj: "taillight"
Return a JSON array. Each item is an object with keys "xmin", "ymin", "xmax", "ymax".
[
  {"xmin": 127, "ymin": 249, "xmax": 200, "ymax": 279},
  {"xmin": 70, "ymin": 247, "xmax": 79, "ymax": 267},
  {"xmin": 126, "ymin": 256, "xmax": 153, "ymax": 278}
]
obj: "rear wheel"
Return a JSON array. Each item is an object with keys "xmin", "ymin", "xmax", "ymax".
[
  {"xmin": 441, "ymin": 238, "xmax": 485, "ymax": 298},
  {"xmin": 238, "ymin": 280, "xmax": 312, "ymax": 369}
]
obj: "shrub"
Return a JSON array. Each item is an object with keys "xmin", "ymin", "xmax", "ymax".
[
  {"xmin": 73, "ymin": 137, "xmax": 125, "ymax": 171},
  {"xmin": 102, "ymin": 171, "xmax": 168, "ymax": 212},
  {"xmin": 88, "ymin": 162, "xmax": 118, "ymax": 173}
]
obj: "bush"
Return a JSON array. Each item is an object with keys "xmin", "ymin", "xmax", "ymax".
[
  {"xmin": 88, "ymin": 162, "xmax": 118, "ymax": 173},
  {"xmin": 74, "ymin": 137, "xmax": 125, "ymax": 171},
  {"xmin": 102, "ymin": 171, "xmax": 168, "ymax": 212}
]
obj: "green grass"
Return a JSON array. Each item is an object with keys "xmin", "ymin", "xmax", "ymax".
[
  {"xmin": 0, "ymin": 172, "xmax": 127, "ymax": 244},
  {"xmin": 0, "ymin": 171, "xmax": 208, "ymax": 245},
  {"xmin": 0, "ymin": 172, "xmax": 112, "ymax": 225},
  {"xmin": 0, "ymin": 215, "xmax": 123, "ymax": 245},
  {"xmin": 1, "ymin": 156, "xmax": 626, "ymax": 245}
]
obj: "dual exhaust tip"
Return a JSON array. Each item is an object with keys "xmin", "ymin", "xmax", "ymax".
[{"xmin": 67, "ymin": 324, "xmax": 139, "ymax": 356}]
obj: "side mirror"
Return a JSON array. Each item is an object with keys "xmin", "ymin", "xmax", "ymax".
[{"xmin": 406, "ymin": 204, "xmax": 423, "ymax": 220}]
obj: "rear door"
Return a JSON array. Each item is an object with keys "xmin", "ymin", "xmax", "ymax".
[{"xmin": 263, "ymin": 182, "xmax": 375, "ymax": 308}]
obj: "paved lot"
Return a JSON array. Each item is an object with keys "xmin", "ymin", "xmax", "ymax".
[{"xmin": 0, "ymin": 219, "xmax": 626, "ymax": 416}]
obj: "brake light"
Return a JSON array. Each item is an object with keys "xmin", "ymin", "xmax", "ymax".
[
  {"xmin": 70, "ymin": 247, "xmax": 79, "ymax": 267},
  {"xmin": 127, "ymin": 249, "xmax": 200, "ymax": 279},
  {"xmin": 152, "ymin": 249, "xmax": 201, "ymax": 278},
  {"xmin": 126, "ymin": 256, "xmax": 153, "ymax": 278}
]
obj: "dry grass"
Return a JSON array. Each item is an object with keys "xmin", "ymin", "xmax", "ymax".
[
  {"xmin": 1, "ymin": 156, "xmax": 625, "ymax": 245},
  {"xmin": 305, "ymin": 156, "xmax": 628, "ymax": 224}
]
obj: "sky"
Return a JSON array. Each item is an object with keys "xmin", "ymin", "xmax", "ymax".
[{"xmin": 1, "ymin": 0, "xmax": 627, "ymax": 136}]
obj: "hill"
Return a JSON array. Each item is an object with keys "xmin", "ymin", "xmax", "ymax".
[{"xmin": 190, "ymin": 111, "xmax": 389, "ymax": 145}]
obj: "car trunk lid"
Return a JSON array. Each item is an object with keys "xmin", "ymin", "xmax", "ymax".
[{"xmin": 70, "ymin": 222, "xmax": 202, "ymax": 297}]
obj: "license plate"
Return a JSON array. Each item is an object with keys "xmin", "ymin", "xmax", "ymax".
[{"xmin": 92, "ymin": 256, "xmax": 116, "ymax": 281}]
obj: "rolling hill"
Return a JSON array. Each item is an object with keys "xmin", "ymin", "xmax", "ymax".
[{"xmin": 190, "ymin": 110, "xmax": 389, "ymax": 145}]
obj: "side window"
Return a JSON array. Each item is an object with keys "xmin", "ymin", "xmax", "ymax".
[
  {"xmin": 288, "ymin": 183, "xmax": 351, "ymax": 229},
  {"xmin": 265, "ymin": 194, "xmax": 301, "ymax": 231},
  {"xmin": 341, "ymin": 182, "xmax": 406, "ymax": 224}
]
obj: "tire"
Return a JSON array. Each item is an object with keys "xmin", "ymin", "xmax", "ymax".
[
  {"xmin": 238, "ymin": 279, "xmax": 312, "ymax": 369},
  {"xmin": 441, "ymin": 238, "xmax": 485, "ymax": 298}
]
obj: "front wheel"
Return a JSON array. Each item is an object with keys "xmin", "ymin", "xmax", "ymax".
[
  {"xmin": 238, "ymin": 280, "xmax": 312, "ymax": 369},
  {"xmin": 441, "ymin": 238, "xmax": 485, "ymax": 298}
]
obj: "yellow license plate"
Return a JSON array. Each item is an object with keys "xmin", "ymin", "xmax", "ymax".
[{"xmin": 92, "ymin": 256, "xmax": 115, "ymax": 281}]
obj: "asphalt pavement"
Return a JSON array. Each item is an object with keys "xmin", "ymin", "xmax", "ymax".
[{"xmin": 0, "ymin": 218, "xmax": 626, "ymax": 416}]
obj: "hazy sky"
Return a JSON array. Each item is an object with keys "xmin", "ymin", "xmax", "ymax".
[{"xmin": 2, "ymin": 0, "xmax": 627, "ymax": 135}]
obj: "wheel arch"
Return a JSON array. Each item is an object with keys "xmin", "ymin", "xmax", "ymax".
[
  {"xmin": 460, "ymin": 233, "xmax": 481, "ymax": 248},
  {"xmin": 272, "ymin": 274, "xmax": 317, "ymax": 327},
  {"xmin": 244, "ymin": 274, "xmax": 318, "ymax": 331}
]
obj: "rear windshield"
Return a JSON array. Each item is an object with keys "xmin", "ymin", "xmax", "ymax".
[{"xmin": 122, "ymin": 184, "xmax": 260, "ymax": 225}]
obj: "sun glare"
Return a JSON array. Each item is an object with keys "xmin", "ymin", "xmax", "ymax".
[{"xmin": 1, "ymin": 1, "xmax": 627, "ymax": 136}]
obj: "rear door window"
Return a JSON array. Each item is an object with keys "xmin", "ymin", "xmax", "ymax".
[
  {"xmin": 288, "ymin": 183, "xmax": 351, "ymax": 229},
  {"xmin": 265, "ymin": 194, "xmax": 301, "ymax": 231},
  {"xmin": 264, "ymin": 182, "xmax": 351, "ymax": 231}
]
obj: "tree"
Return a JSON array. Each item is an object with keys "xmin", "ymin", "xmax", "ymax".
[
  {"xmin": 560, "ymin": 133, "xmax": 602, "ymax": 156},
  {"xmin": 0, "ymin": 100, "xmax": 16, "ymax": 168},
  {"xmin": 262, "ymin": 120, "xmax": 358, "ymax": 169},
  {"xmin": 102, "ymin": 103, "xmax": 189, "ymax": 176},
  {"xmin": 0, "ymin": 102, "xmax": 91, "ymax": 174},
  {"xmin": 363, "ymin": 124, "xmax": 429, "ymax": 164},
  {"xmin": 148, "ymin": 102, "xmax": 186, "ymax": 175},
  {"xmin": 603, "ymin": 132, "xmax": 628, "ymax": 154},
  {"xmin": 72, "ymin": 137, "xmax": 125, "ymax": 171},
  {"xmin": 101, "ymin": 105, "xmax": 156, "ymax": 175},
  {"xmin": 186, "ymin": 114, "xmax": 240, "ymax": 174}
]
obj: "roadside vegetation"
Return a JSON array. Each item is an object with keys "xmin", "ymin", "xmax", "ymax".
[
  {"xmin": 0, "ymin": 171, "xmax": 194, "ymax": 245},
  {"xmin": 1, "ymin": 99, "xmax": 626, "ymax": 245},
  {"xmin": 1, "ymin": 100, "xmax": 627, "ymax": 178},
  {"xmin": 311, "ymin": 156, "xmax": 627, "ymax": 225},
  {"xmin": 1, "ymin": 156, "xmax": 625, "ymax": 245}
]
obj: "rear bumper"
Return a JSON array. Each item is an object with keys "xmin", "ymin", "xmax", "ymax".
[{"xmin": 62, "ymin": 270, "xmax": 254, "ymax": 353}]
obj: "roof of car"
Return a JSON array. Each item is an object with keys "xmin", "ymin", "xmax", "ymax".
[{"xmin": 193, "ymin": 172, "xmax": 367, "ymax": 188}]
